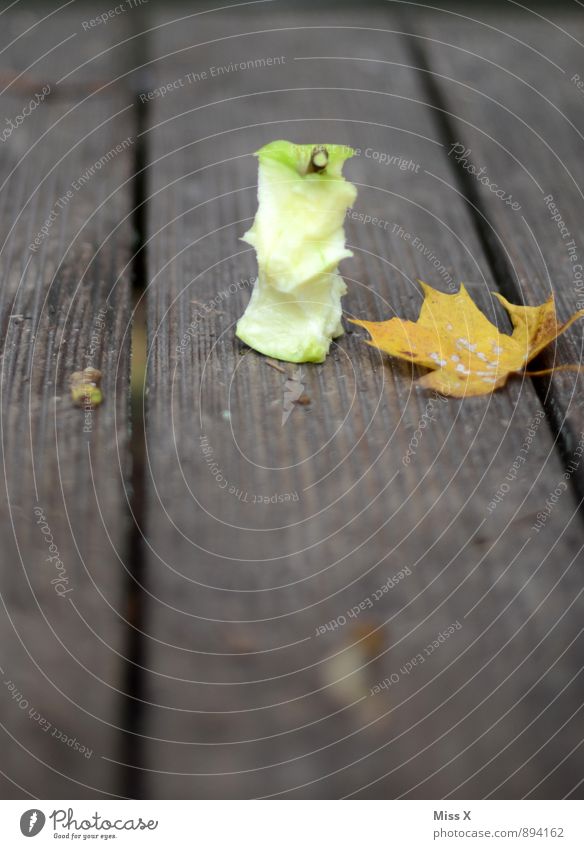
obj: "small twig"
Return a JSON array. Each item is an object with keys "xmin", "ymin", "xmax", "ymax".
[
  {"xmin": 265, "ymin": 359, "xmax": 287, "ymax": 374},
  {"xmin": 293, "ymin": 394, "xmax": 311, "ymax": 406},
  {"xmin": 307, "ymin": 146, "xmax": 329, "ymax": 174}
]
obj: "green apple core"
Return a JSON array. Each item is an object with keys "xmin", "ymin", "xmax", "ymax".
[{"xmin": 235, "ymin": 140, "xmax": 357, "ymax": 363}]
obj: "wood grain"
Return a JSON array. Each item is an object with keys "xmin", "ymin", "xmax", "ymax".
[
  {"xmin": 139, "ymin": 8, "xmax": 584, "ymax": 799},
  {"xmin": 414, "ymin": 9, "xmax": 584, "ymax": 494},
  {"xmin": 0, "ymin": 6, "xmax": 135, "ymax": 89},
  {"xmin": 0, "ymin": 13, "xmax": 135, "ymax": 798}
]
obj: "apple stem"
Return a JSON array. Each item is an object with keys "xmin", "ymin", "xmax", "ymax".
[{"xmin": 308, "ymin": 146, "xmax": 328, "ymax": 173}]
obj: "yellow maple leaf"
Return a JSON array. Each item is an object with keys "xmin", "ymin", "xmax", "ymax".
[{"xmin": 350, "ymin": 282, "xmax": 584, "ymax": 397}]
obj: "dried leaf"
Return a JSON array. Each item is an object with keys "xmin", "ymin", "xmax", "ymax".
[{"xmin": 350, "ymin": 282, "xmax": 584, "ymax": 397}]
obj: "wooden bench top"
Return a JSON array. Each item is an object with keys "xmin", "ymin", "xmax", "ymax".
[{"xmin": 0, "ymin": 2, "xmax": 583, "ymax": 799}]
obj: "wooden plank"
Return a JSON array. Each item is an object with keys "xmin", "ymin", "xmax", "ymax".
[
  {"xmin": 140, "ymin": 8, "xmax": 584, "ymax": 798},
  {"xmin": 0, "ymin": 5, "xmax": 136, "ymax": 89},
  {"xmin": 0, "ymin": 31, "xmax": 135, "ymax": 796},
  {"xmin": 413, "ymin": 9, "xmax": 584, "ymax": 493}
]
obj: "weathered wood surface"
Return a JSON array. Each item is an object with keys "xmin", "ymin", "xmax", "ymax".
[
  {"xmin": 414, "ymin": 10, "xmax": 584, "ymax": 492},
  {"xmin": 0, "ymin": 17, "xmax": 135, "ymax": 796},
  {"xmin": 1, "ymin": 2, "xmax": 583, "ymax": 801},
  {"xmin": 0, "ymin": 6, "xmax": 135, "ymax": 87},
  {"xmin": 139, "ymin": 8, "xmax": 584, "ymax": 798}
]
